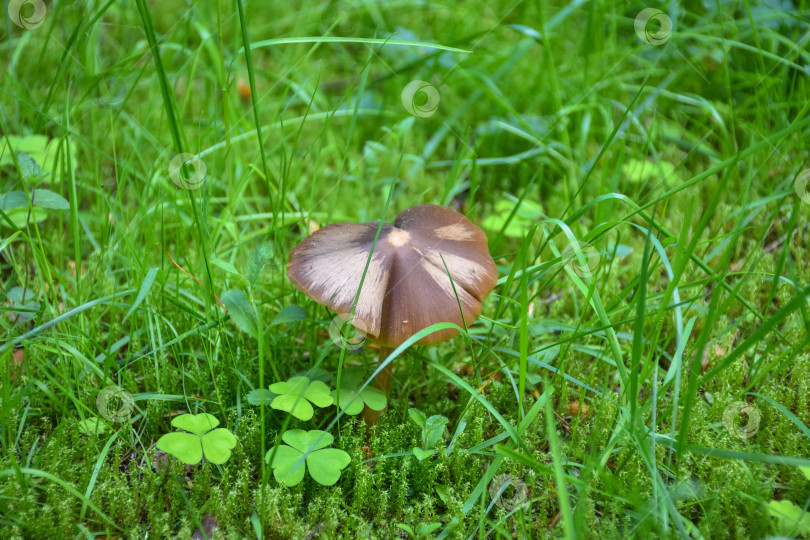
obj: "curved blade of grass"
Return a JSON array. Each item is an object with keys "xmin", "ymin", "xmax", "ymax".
[
  {"xmin": 428, "ymin": 361, "xmax": 529, "ymax": 455},
  {"xmin": 197, "ymin": 109, "xmax": 397, "ymax": 159},
  {"xmin": 80, "ymin": 431, "xmax": 119, "ymax": 520},
  {"xmin": 127, "ymin": 319, "xmax": 220, "ymax": 365},
  {"xmin": 630, "ymin": 218, "xmax": 653, "ymax": 426},
  {"xmin": 653, "ymin": 437, "xmax": 810, "ymax": 467},
  {"xmin": 0, "ymin": 289, "xmax": 136, "ymax": 355},
  {"xmin": 320, "ymin": 323, "xmax": 461, "ymax": 438},
  {"xmin": 0, "ymin": 468, "xmax": 121, "ymax": 531},
  {"xmin": 749, "ymin": 392, "xmax": 810, "ymax": 440},
  {"xmin": 491, "ymin": 347, "xmax": 602, "ymax": 395},
  {"xmin": 235, "ymin": 0, "xmax": 273, "ymax": 214},
  {"xmin": 544, "ymin": 220, "xmax": 628, "ymax": 385},
  {"xmin": 561, "ymin": 97, "xmax": 809, "ymax": 337},
  {"xmin": 459, "ymin": 391, "xmax": 551, "ymax": 516},
  {"xmin": 239, "ymin": 37, "xmax": 470, "ymax": 55},
  {"xmin": 517, "ymin": 228, "xmax": 534, "ymax": 420},
  {"xmin": 123, "ymin": 267, "xmax": 159, "ymax": 321},
  {"xmin": 701, "ymin": 285, "xmax": 810, "ymax": 384},
  {"xmin": 332, "ymin": 150, "xmax": 402, "ymax": 426},
  {"xmin": 134, "ymin": 0, "xmax": 216, "ymax": 315},
  {"xmin": 542, "ymin": 377, "xmax": 575, "ymax": 538}
]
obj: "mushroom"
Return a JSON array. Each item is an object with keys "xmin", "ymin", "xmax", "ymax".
[{"xmin": 286, "ymin": 204, "xmax": 498, "ymax": 424}]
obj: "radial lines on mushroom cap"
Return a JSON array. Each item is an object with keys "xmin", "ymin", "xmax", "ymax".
[
  {"xmin": 286, "ymin": 222, "xmax": 392, "ymax": 337},
  {"xmin": 286, "ymin": 204, "xmax": 498, "ymax": 346}
]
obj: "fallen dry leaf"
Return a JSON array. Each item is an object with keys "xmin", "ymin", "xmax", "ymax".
[
  {"xmin": 11, "ymin": 348, "xmax": 25, "ymax": 382},
  {"xmin": 568, "ymin": 401, "xmax": 589, "ymax": 416},
  {"xmin": 69, "ymin": 260, "xmax": 87, "ymax": 277},
  {"xmin": 237, "ymin": 78, "xmax": 251, "ymax": 101},
  {"xmin": 192, "ymin": 515, "xmax": 220, "ymax": 540}
]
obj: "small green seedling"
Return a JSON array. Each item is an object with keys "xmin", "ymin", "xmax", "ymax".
[
  {"xmin": 395, "ymin": 522, "xmax": 442, "ymax": 539},
  {"xmin": 156, "ymin": 413, "xmax": 237, "ymax": 465},
  {"xmin": 408, "ymin": 408, "xmax": 450, "ymax": 461},
  {"xmin": 269, "ymin": 376, "xmax": 333, "ymax": 420},
  {"xmin": 220, "ymin": 289, "xmax": 257, "ymax": 334},
  {"xmin": 0, "ymin": 152, "xmax": 70, "ymax": 229},
  {"xmin": 266, "ymin": 429, "xmax": 350, "ymax": 487},
  {"xmin": 330, "ymin": 368, "xmax": 387, "ymax": 415},
  {"xmin": 216, "ymin": 242, "xmax": 275, "ymax": 336}
]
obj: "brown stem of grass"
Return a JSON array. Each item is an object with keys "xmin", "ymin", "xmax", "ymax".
[{"xmin": 361, "ymin": 346, "xmax": 393, "ymax": 428}]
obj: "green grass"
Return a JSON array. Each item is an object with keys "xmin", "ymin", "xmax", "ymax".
[{"xmin": 1, "ymin": 0, "xmax": 810, "ymax": 538}]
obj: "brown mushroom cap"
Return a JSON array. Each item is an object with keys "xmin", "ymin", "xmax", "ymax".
[{"xmin": 286, "ymin": 204, "xmax": 498, "ymax": 346}]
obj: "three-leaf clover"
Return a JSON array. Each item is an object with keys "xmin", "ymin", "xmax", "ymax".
[
  {"xmin": 269, "ymin": 376, "xmax": 333, "ymax": 420},
  {"xmin": 156, "ymin": 413, "xmax": 237, "ymax": 465},
  {"xmin": 330, "ymin": 369, "xmax": 387, "ymax": 415},
  {"xmin": 266, "ymin": 429, "xmax": 351, "ymax": 486}
]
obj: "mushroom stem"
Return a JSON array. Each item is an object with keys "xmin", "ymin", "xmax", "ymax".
[
  {"xmin": 361, "ymin": 347, "xmax": 393, "ymax": 427},
  {"xmin": 373, "ymin": 347, "xmax": 394, "ymax": 394}
]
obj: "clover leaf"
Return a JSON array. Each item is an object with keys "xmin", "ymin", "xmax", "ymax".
[
  {"xmin": 156, "ymin": 413, "xmax": 237, "ymax": 465},
  {"xmin": 769, "ymin": 499, "xmax": 810, "ymax": 537},
  {"xmin": 330, "ymin": 369, "xmax": 387, "ymax": 415},
  {"xmin": 268, "ymin": 376, "xmax": 333, "ymax": 420},
  {"xmin": 77, "ymin": 417, "xmax": 108, "ymax": 436},
  {"xmin": 246, "ymin": 388, "xmax": 276, "ymax": 406},
  {"xmin": 412, "ymin": 447, "xmax": 436, "ymax": 461},
  {"xmin": 6, "ymin": 286, "xmax": 40, "ymax": 322},
  {"xmin": 266, "ymin": 429, "xmax": 351, "ymax": 486},
  {"xmin": 331, "ymin": 385, "xmax": 387, "ymax": 415}
]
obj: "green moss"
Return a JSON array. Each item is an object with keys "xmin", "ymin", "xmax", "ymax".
[{"xmin": 1, "ymin": 0, "xmax": 808, "ymax": 537}]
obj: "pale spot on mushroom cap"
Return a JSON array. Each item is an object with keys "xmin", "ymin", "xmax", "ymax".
[
  {"xmin": 387, "ymin": 229, "xmax": 411, "ymax": 247},
  {"xmin": 434, "ymin": 223, "xmax": 476, "ymax": 241}
]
